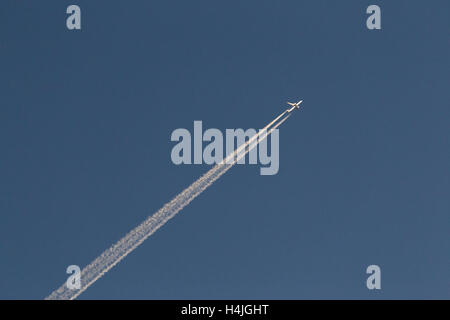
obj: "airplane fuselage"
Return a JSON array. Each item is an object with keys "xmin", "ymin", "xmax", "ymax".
[
  {"xmin": 287, "ymin": 105, "xmax": 298, "ymax": 113},
  {"xmin": 286, "ymin": 100, "xmax": 303, "ymax": 113}
]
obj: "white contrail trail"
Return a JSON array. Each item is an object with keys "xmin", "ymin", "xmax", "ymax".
[{"xmin": 46, "ymin": 111, "xmax": 291, "ymax": 300}]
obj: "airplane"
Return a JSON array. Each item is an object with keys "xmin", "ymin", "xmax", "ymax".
[{"xmin": 286, "ymin": 100, "xmax": 303, "ymax": 113}]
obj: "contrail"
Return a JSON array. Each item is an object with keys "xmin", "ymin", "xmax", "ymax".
[{"xmin": 46, "ymin": 111, "xmax": 291, "ymax": 300}]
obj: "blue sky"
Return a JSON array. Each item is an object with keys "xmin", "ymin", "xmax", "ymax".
[{"xmin": 0, "ymin": 1, "xmax": 449, "ymax": 299}]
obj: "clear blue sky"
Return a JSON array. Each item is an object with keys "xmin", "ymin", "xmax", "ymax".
[{"xmin": 0, "ymin": 1, "xmax": 449, "ymax": 299}]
